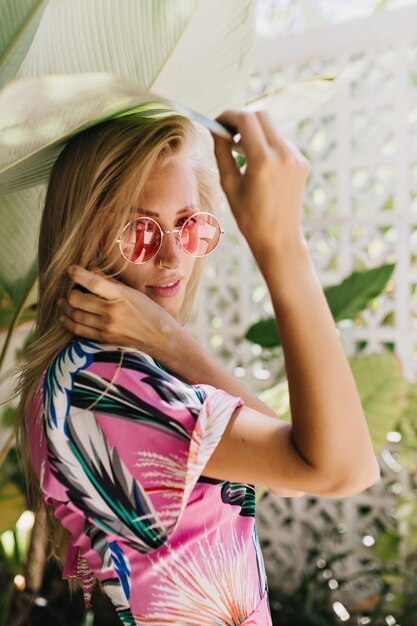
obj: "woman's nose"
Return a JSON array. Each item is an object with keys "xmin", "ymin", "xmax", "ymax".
[{"xmin": 156, "ymin": 230, "xmax": 182, "ymax": 267}]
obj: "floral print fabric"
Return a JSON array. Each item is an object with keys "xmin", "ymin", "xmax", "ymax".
[{"xmin": 27, "ymin": 339, "xmax": 272, "ymax": 625}]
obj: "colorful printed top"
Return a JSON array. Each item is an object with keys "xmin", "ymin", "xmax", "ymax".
[{"xmin": 27, "ymin": 339, "xmax": 272, "ymax": 625}]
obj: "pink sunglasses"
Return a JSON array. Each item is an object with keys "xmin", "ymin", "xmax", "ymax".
[{"xmin": 116, "ymin": 211, "xmax": 224, "ymax": 264}]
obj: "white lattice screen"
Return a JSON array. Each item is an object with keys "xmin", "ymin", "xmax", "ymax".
[{"xmin": 188, "ymin": 5, "xmax": 417, "ymax": 614}]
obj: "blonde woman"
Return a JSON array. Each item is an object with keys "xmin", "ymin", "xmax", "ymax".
[{"xmin": 15, "ymin": 109, "xmax": 380, "ymax": 625}]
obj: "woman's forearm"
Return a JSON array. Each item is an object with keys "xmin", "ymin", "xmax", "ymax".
[{"xmin": 252, "ymin": 239, "xmax": 380, "ymax": 489}]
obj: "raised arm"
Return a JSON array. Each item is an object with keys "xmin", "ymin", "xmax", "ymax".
[{"xmin": 161, "ymin": 110, "xmax": 380, "ymax": 496}]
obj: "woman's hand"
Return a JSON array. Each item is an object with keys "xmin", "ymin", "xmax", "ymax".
[
  {"xmin": 57, "ymin": 265, "xmax": 180, "ymax": 359},
  {"xmin": 210, "ymin": 110, "xmax": 310, "ymax": 259}
]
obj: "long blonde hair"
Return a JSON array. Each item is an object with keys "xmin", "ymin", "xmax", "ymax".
[{"xmin": 12, "ymin": 113, "xmax": 221, "ymax": 572}]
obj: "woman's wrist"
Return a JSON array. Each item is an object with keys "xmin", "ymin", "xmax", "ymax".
[
  {"xmin": 249, "ymin": 234, "xmax": 311, "ymax": 282},
  {"xmin": 143, "ymin": 316, "xmax": 201, "ymax": 380},
  {"xmin": 144, "ymin": 316, "xmax": 183, "ymax": 363},
  {"xmin": 164, "ymin": 328, "xmax": 212, "ymax": 383},
  {"xmin": 251, "ymin": 237, "xmax": 314, "ymax": 294}
]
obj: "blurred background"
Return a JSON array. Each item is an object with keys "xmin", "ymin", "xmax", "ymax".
[{"xmin": 1, "ymin": 0, "xmax": 417, "ymax": 624}]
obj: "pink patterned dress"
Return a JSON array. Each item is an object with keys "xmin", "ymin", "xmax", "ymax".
[{"xmin": 27, "ymin": 339, "xmax": 272, "ymax": 625}]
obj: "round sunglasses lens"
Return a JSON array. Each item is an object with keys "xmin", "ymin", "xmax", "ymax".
[
  {"xmin": 120, "ymin": 218, "xmax": 161, "ymax": 263},
  {"xmin": 181, "ymin": 213, "xmax": 221, "ymax": 256}
]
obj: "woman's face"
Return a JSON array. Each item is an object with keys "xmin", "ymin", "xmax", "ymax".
[{"xmin": 115, "ymin": 154, "xmax": 199, "ymax": 320}]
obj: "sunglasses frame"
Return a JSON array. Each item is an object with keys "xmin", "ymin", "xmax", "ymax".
[{"xmin": 115, "ymin": 210, "xmax": 225, "ymax": 264}]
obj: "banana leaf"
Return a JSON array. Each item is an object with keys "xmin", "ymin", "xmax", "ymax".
[
  {"xmin": 0, "ymin": 73, "xmax": 237, "ymax": 195},
  {"xmin": 0, "ymin": 306, "xmax": 36, "ymax": 329},
  {"xmin": 16, "ymin": 0, "xmax": 256, "ymax": 115},
  {"xmin": 246, "ymin": 73, "xmax": 337, "ymax": 133},
  {"xmin": 0, "ymin": 0, "xmax": 48, "ymax": 89},
  {"xmin": 246, "ymin": 55, "xmax": 366, "ymax": 133},
  {"xmin": 0, "ymin": 187, "xmax": 41, "ymax": 304}
]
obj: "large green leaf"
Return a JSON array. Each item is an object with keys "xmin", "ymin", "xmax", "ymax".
[
  {"xmin": 258, "ymin": 379, "xmax": 291, "ymax": 419},
  {"xmin": 0, "ymin": 73, "xmax": 235, "ymax": 195},
  {"xmin": 16, "ymin": 0, "xmax": 255, "ymax": 116},
  {"xmin": 0, "ymin": 0, "xmax": 255, "ymax": 193},
  {"xmin": 259, "ymin": 351, "xmax": 408, "ymax": 455},
  {"xmin": 0, "ymin": 305, "xmax": 36, "ymax": 329},
  {"xmin": 246, "ymin": 74, "xmax": 338, "ymax": 133},
  {"xmin": 245, "ymin": 55, "xmax": 366, "ymax": 133},
  {"xmin": 0, "ymin": 186, "xmax": 39, "ymax": 376},
  {"xmin": 0, "ymin": 187, "xmax": 41, "ymax": 305},
  {"xmin": 245, "ymin": 263, "xmax": 395, "ymax": 347},
  {"xmin": 325, "ymin": 263, "xmax": 396, "ymax": 323},
  {"xmin": 350, "ymin": 352, "xmax": 409, "ymax": 453},
  {"xmin": 245, "ymin": 317, "xmax": 280, "ymax": 348},
  {"xmin": 372, "ymin": 527, "xmax": 401, "ymax": 562},
  {"xmin": 0, "ymin": 0, "xmax": 48, "ymax": 89}
]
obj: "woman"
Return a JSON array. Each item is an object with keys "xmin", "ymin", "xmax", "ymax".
[{"xmin": 15, "ymin": 109, "xmax": 380, "ymax": 625}]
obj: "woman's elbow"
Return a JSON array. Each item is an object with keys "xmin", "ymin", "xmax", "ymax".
[
  {"xmin": 322, "ymin": 459, "xmax": 381, "ymax": 499},
  {"xmin": 269, "ymin": 486, "xmax": 306, "ymax": 498}
]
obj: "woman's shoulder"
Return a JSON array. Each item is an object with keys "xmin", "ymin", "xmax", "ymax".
[
  {"xmin": 41, "ymin": 339, "xmax": 162, "ymax": 412},
  {"xmin": 46, "ymin": 338, "xmax": 205, "ymax": 390},
  {"xmin": 47, "ymin": 338, "xmax": 156, "ymax": 375},
  {"xmin": 40, "ymin": 339, "xmax": 216, "ymax": 435}
]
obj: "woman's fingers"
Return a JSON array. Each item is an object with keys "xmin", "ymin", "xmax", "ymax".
[
  {"xmin": 215, "ymin": 110, "xmax": 270, "ymax": 161},
  {"xmin": 68, "ymin": 265, "xmax": 125, "ymax": 301},
  {"xmin": 59, "ymin": 310, "xmax": 103, "ymax": 341},
  {"xmin": 254, "ymin": 110, "xmax": 290, "ymax": 158},
  {"xmin": 66, "ymin": 289, "xmax": 107, "ymax": 315},
  {"xmin": 56, "ymin": 265, "xmax": 177, "ymax": 354},
  {"xmin": 255, "ymin": 110, "xmax": 309, "ymax": 168},
  {"xmin": 58, "ymin": 297, "xmax": 103, "ymax": 330},
  {"xmin": 58, "ymin": 266, "xmax": 128, "ymax": 338},
  {"xmin": 216, "ymin": 109, "xmax": 305, "ymax": 164},
  {"xmin": 212, "ymin": 110, "xmax": 275, "ymax": 198},
  {"xmin": 211, "ymin": 133, "xmax": 241, "ymax": 197}
]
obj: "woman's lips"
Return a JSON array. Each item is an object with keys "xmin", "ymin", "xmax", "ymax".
[{"xmin": 147, "ymin": 279, "xmax": 181, "ymax": 297}]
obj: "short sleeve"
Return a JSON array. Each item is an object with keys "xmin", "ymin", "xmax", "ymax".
[{"xmin": 41, "ymin": 339, "xmax": 244, "ymax": 556}]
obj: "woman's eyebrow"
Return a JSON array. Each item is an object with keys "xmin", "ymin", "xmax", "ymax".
[{"xmin": 137, "ymin": 203, "xmax": 199, "ymax": 217}]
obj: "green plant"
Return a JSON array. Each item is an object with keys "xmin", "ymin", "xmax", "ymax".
[
  {"xmin": 359, "ymin": 381, "xmax": 417, "ymax": 625},
  {"xmin": 268, "ymin": 550, "xmax": 354, "ymax": 626},
  {"xmin": 245, "ymin": 262, "xmax": 396, "ymax": 348}
]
